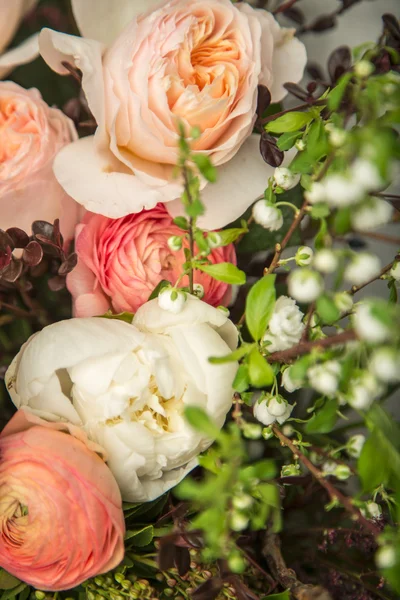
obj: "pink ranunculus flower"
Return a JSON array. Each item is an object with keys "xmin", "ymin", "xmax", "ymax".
[
  {"xmin": 67, "ymin": 204, "xmax": 236, "ymax": 316},
  {"xmin": 39, "ymin": 0, "xmax": 306, "ymax": 229},
  {"xmin": 0, "ymin": 409, "xmax": 125, "ymax": 591},
  {"xmin": 0, "ymin": 82, "xmax": 79, "ymax": 240},
  {"xmin": 0, "ymin": 1, "xmax": 40, "ymax": 79}
]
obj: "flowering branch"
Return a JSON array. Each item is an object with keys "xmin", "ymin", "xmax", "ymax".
[
  {"xmin": 272, "ymin": 425, "xmax": 382, "ymax": 537},
  {"xmin": 266, "ymin": 329, "xmax": 358, "ymax": 364},
  {"xmin": 348, "ymin": 257, "xmax": 399, "ymax": 296}
]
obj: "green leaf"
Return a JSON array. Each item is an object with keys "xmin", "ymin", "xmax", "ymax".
[
  {"xmin": 253, "ymin": 463, "xmax": 278, "ymax": 482},
  {"xmin": 277, "ymin": 131, "xmax": 302, "ymax": 151},
  {"xmin": 196, "ymin": 262, "xmax": 246, "ymax": 285},
  {"xmin": 124, "ymin": 525, "xmax": 154, "ymax": 547},
  {"xmin": 148, "ymin": 280, "xmax": 171, "ymax": 301},
  {"xmin": 310, "ymin": 203, "xmax": 330, "ymax": 219},
  {"xmin": 184, "ymin": 406, "xmax": 220, "ymax": 438},
  {"xmin": 305, "ymin": 398, "xmax": 339, "ymax": 434},
  {"xmin": 100, "ymin": 310, "xmax": 134, "ymax": 323},
  {"xmin": 0, "ymin": 584, "xmax": 27, "ymax": 600},
  {"xmin": 306, "ymin": 119, "xmax": 329, "ymax": 161},
  {"xmin": 233, "ymin": 364, "xmax": 250, "ymax": 393},
  {"xmin": 173, "ymin": 216, "xmax": 189, "ymax": 230},
  {"xmin": 263, "ymin": 592, "xmax": 290, "ymax": 600},
  {"xmin": 358, "ymin": 431, "xmax": 391, "ymax": 492},
  {"xmin": 334, "ymin": 207, "xmax": 352, "ymax": 235},
  {"xmin": 0, "ymin": 572, "xmax": 20, "ymax": 592},
  {"xmin": 209, "ymin": 344, "xmax": 253, "ymax": 364},
  {"xmin": 314, "ymin": 217, "xmax": 328, "ymax": 250},
  {"xmin": 248, "ymin": 348, "xmax": 274, "ymax": 388},
  {"xmin": 328, "ymin": 72, "xmax": 353, "ymax": 111},
  {"xmin": 245, "ymin": 275, "xmax": 277, "ymax": 341},
  {"xmin": 316, "ymin": 294, "xmax": 341, "ymax": 324},
  {"xmin": 218, "ymin": 227, "xmax": 248, "ymax": 245},
  {"xmin": 185, "ymin": 196, "xmax": 205, "ymax": 218},
  {"xmin": 192, "ymin": 154, "xmax": 217, "ymax": 182},
  {"xmin": 265, "ymin": 111, "xmax": 314, "ymax": 133}
]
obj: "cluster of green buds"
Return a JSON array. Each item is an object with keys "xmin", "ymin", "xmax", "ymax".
[{"xmin": 82, "ymin": 571, "xmax": 157, "ymax": 600}]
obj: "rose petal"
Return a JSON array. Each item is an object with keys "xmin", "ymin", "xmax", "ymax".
[
  {"xmin": 0, "ymin": 33, "xmax": 39, "ymax": 79},
  {"xmin": 71, "ymin": 0, "xmax": 162, "ymax": 45}
]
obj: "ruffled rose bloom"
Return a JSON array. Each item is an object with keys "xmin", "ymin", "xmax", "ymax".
[
  {"xmin": 39, "ymin": 0, "xmax": 306, "ymax": 229},
  {"xmin": 68, "ymin": 204, "xmax": 236, "ymax": 317},
  {"xmin": 6, "ymin": 295, "xmax": 238, "ymax": 502},
  {"xmin": 0, "ymin": 410, "xmax": 125, "ymax": 591},
  {"xmin": 0, "ymin": 82, "xmax": 79, "ymax": 239},
  {"xmin": 0, "ymin": 1, "xmax": 40, "ymax": 79}
]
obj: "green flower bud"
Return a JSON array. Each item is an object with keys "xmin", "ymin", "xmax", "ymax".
[{"xmin": 334, "ymin": 464, "xmax": 352, "ymax": 481}]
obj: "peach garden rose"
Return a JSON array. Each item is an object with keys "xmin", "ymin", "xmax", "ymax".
[
  {"xmin": 0, "ymin": 410, "xmax": 125, "ymax": 591},
  {"xmin": 67, "ymin": 204, "xmax": 236, "ymax": 317},
  {"xmin": 0, "ymin": 82, "xmax": 79, "ymax": 240},
  {"xmin": 39, "ymin": 0, "xmax": 307, "ymax": 229}
]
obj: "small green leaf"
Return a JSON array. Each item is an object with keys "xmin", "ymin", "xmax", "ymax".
[
  {"xmin": 334, "ymin": 207, "xmax": 352, "ymax": 235},
  {"xmin": 277, "ymin": 131, "xmax": 302, "ymax": 151},
  {"xmin": 124, "ymin": 525, "xmax": 154, "ymax": 547},
  {"xmin": 185, "ymin": 196, "xmax": 205, "ymax": 218},
  {"xmin": 184, "ymin": 406, "xmax": 220, "ymax": 438},
  {"xmin": 314, "ymin": 217, "xmax": 328, "ymax": 250},
  {"xmin": 148, "ymin": 280, "xmax": 171, "ymax": 301},
  {"xmin": 100, "ymin": 310, "xmax": 134, "ymax": 323},
  {"xmin": 192, "ymin": 154, "xmax": 217, "ymax": 183},
  {"xmin": 218, "ymin": 227, "xmax": 248, "ymax": 245},
  {"xmin": 248, "ymin": 348, "xmax": 274, "ymax": 388},
  {"xmin": 173, "ymin": 216, "xmax": 189, "ymax": 230},
  {"xmin": 310, "ymin": 203, "xmax": 330, "ymax": 219},
  {"xmin": 196, "ymin": 262, "xmax": 246, "ymax": 285},
  {"xmin": 233, "ymin": 364, "xmax": 250, "ymax": 393},
  {"xmin": 316, "ymin": 294, "xmax": 341, "ymax": 324},
  {"xmin": 262, "ymin": 592, "xmax": 290, "ymax": 600},
  {"xmin": 209, "ymin": 344, "xmax": 253, "ymax": 364},
  {"xmin": 328, "ymin": 72, "xmax": 353, "ymax": 111},
  {"xmin": 266, "ymin": 111, "xmax": 314, "ymax": 133},
  {"xmin": 0, "ymin": 584, "xmax": 27, "ymax": 600},
  {"xmin": 358, "ymin": 431, "xmax": 391, "ymax": 492},
  {"xmin": 305, "ymin": 398, "xmax": 339, "ymax": 434},
  {"xmin": 245, "ymin": 275, "xmax": 277, "ymax": 341},
  {"xmin": 0, "ymin": 572, "xmax": 20, "ymax": 592}
]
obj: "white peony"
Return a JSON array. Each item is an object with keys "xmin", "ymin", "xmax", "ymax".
[
  {"xmin": 5, "ymin": 296, "xmax": 238, "ymax": 502},
  {"xmin": 263, "ymin": 296, "xmax": 305, "ymax": 353}
]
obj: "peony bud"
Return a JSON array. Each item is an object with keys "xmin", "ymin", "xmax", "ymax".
[
  {"xmin": 369, "ymin": 347, "xmax": 400, "ymax": 383},
  {"xmin": 307, "ymin": 361, "xmax": 341, "ymax": 397},
  {"xmin": 158, "ymin": 288, "xmax": 187, "ymax": 314},
  {"xmin": 295, "ymin": 246, "xmax": 314, "ymax": 267},
  {"xmin": 252, "ymin": 201, "xmax": 283, "ymax": 231},
  {"xmin": 391, "ymin": 261, "xmax": 400, "ymax": 281},
  {"xmin": 273, "ymin": 167, "xmax": 298, "ymax": 190},
  {"xmin": 167, "ymin": 235, "xmax": 183, "ymax": 252},
  {"xmin": 344, "ymin": 253, "xmax": 381, "ymax": 286},
  {"xmin": 313, "ymin": 249, "xmax": 338, "ymax": 274},
  {"xmin": 288, "ymin": 269, "xmax": 324, "ymax": 303},
  {"xmin": 347, "ymin": 434, "xmax": 365, "ymax": 458}
]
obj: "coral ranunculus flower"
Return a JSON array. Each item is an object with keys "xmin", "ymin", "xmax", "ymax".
[
  {"xmin": 0, "ymin": 410, "xmax": 125, "ymax": 591},
  {"xmin": 67, "ymin": 204, "xmax": 236, "ymax": 316}
]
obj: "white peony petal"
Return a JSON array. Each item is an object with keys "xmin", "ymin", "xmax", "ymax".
[
  {"xmin": 52, "ymin": 136, "xmax": 179, "ymax": 217},
  {"xmin": 268, "ymin": 34, "xmax": 307, "ymax": 103},
  {"xmin": 0, "ymin": 33, "xmax": 39, "ymax": 79},
  {"xmin": 69, "ymin": 352, "xmax": 129, "ymax": 396},
  {"xmin": 71, "ymin": 0, "xmax": 162, "ymax": 46}
]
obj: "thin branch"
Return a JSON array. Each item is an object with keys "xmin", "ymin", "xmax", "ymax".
[
  {"xmin": 348, "ymin": 257, "xmax": 399, "ymax": 296},
  {"xmin": 0, "ymin": 301, "xmax": 33, "ymax": 320},
  {"xmin": 266, "ymin": 329, "xmax": 357, "ymax": 364},
  {"xmin": 301, "ymin": 302, "xmax": 315, "ymax": 342},
  {"xmin": 272, "ymin": 425, "xmax": 382, "ymax": 537},
  {"xmin": 356, "ymin": 230, "xmax": 400, "ymax": 245},
  {"xmin": 262, "ymin": 531, "xmax": 333, "ymax": 600},
  {"xmin": 273, "ymin": 0, "xmax": 301, "ymax": 14}
]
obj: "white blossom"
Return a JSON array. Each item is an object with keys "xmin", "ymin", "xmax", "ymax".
[
  {"xmin": 5, "ymin": 296, "xmax": 238, "ymax": 502},
  {"xmin": 376, "ymin": 546, "xmax": 397, "ymax": 569},
  {"xmin": 252, "ymin": 201, "xmax": 283, "ymax": 231},
  {"xmin": 281, "ymin": 366, "xmax": 301, "ymax": 393},
  {"xmin": 351, "ymin": 196, "xmax": 392, "ymax": 231},
  {"xmin": 158, "ymin": 288, "xmax": 187, "ymax": 314},
  {"xmin": 369, "ymin": 347, "xmax": 400, "ymax": 383},
  {"xmin": 324, "ymin": 174, "xmax": 364, "ymax": 207},
  {"xmin": 364, "ymin": 501, "xmax": 382, "ymax": 520},
  {"xmin": 347, "ymin": 372, "xmax": 382, "ymax": 410},
  {"xmin": 351, "ymin": 159, "xmax": 383, "ymax": 192},
  {"xmin": 263, "ymin": 296, "xmax": 305, "ymax": 353},
  {"xmin": 288, "ymin": 269, "xmax": 324, "ymax": 303},
  {"xmin": 193, "ymin": 283, "xmax": 205, "ymax": 299},
  {"xmin": 305, "ymin": 182, "xmax": 326, "ymax": 204},
  {"xmin": 273, "ymin": 167, "xmax": 298, "ymax": 190},
  {"xmin": 307, "ymin": 361, "xmax": 341, "ymax": 397},
  {"xmin": 347, "ymin": 434, "xmax": 366, "ymax": 458},
  {"xmin": 295, "ymin": 246, "xmax": 314, "ymax": 267},
  {"xmin": 354, "ymin": 302, "xmax": 391, "ymax": 344},
  {"xmin": 313, "ymin": 249, "xmax": 339, "ymax": 274},
  {"xmin": 322, "ymin": 461, "xmax": 337, "ymax": 475},
  {"xmin": 354, "ymin": 60, "xmax": 374, "ymax": 78},
  {"xmin": 328, "ymin": 128, "xmax": 347, "ymax": 148},
  {"xmin": 253, "ymin": 395, "xmax": 293, "ymax": 426},
  {"xmin": 334, "ymin": 292, "xmax": 354, "ymax": 315},
  {"xmin": 344, "ymin": 253, "xmax": 381, "ymax": 286},
  {"xmin": 391, "ymin": 261, "xmax": 400, "ymax": 281}
]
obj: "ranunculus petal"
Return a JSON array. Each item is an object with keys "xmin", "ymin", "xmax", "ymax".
[
  {"xmin": 0, "ymin": 33, "xmax": 39, "ymax": 78},
  {"xmin": 53, "ymin": 136, "xmax": 182, "ymax": 217},
  {"xmin": 71, "ymin": 0, "xmax": 162, "ymax": 46}
]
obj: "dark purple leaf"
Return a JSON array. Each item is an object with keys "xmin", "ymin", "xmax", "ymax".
[
  {"xmin": 339, "ymin": 0, "xmax": 361, "ymax": 9},
  {"xmin": 307, "ymin": 63, "xmax": 325, "ymax": 81},
  {"xmin": 256, "ymin": 85, "xmax": 271, "ymax": 118},
  {"xmin": 0, "ymin": 245, "xmax": 12, "ymax": 271},
  {"xmin": 382, "ymin": 13, "xmax": 400, "ymax": 41},
  {"xmin": 48, "ymin": 276, "xmax": 66, "ymax": 292},
  {"xmin": 6, "ymin": 227, "xmax": 29, "ymax": 249},
  {"xmin": 32, "ymin": 220, "xmax": 54, "ymax": 240},
  {"xmin": 1, "ymin": 259, "xmax": 23, "ymax": 283},
  {"xmin": 283, "ymin": 82, "xmax": 309, "ymax": 101},
  {"xmin": 35, "ymin": 235, "xmax": 63, "ymax": 257},
  {"xmin": 260, "ymin": 133, "xmax": 284, "ymax": 167},
  {"xmin": 307, "ymin": 81, "xmax": 317, "ymax": 94},
  {"xmin": 52, "ymin": 219, "xmax": 64, "ymax": 248},
  {"xmin": 58, "ymin": 253, "xmax": 78, "ymax": 276},
  {"xmin": 284, "ymin": 7, "xmax": 305, "ymax": 25},
  {"xmin": 0, "ymin": 230, "xmax": 15, "ymax": 250},
  {"xmin": 191, "ymin": 578, "xmax": 223, "ymax": 600},
  {"xmin": 328, "ymin": 46, "xmax": 352, "ymax": 83},
  {"xmin": 23, "ymin": 241, "xmax": 44, "ymax": 267},
  {"xmin": 174, "ymin": 546, "xmax": 190, "ymax": 576},
  {"xmin": 308, "ymin": 14, "xmax": 337, "ymax": 33},
  {"xmin": 157, "ymin": 540, "xmax": 176, "ymax": 571},
  {"xmin": 63, "ymin": 97, "xmax": 82, "ymax": 122}
]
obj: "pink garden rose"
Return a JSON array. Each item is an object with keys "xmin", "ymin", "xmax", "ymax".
[
  {"xmin": 67, "ymin": 204, "xmax": 236, "ymax": 316},
  {"xmin": 0, "ymin": 82, "xmax": 79, "ymax": 240},
  {"xmin": 0, "ymin": 410, "xmax": 125, "ymax": 591},
  {"xmin": 39, "ymin": 0, "xmax": 306, "ymax": 229}
]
